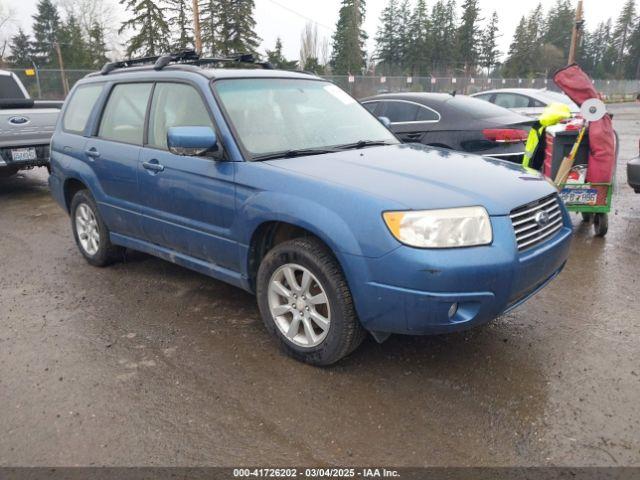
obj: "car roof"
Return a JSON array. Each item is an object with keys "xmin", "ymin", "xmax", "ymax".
[
  {"xmin": 84, "ymin": 64, "xmax": 319, "ymax": 81},
  {"xmin": 360, "ymin": 92, "xmax": 456, "ymax": 106}
]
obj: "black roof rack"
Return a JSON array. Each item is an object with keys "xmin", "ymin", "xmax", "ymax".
[{"xmin": 100, "ymin": 50, "xmax": 274, "ymax": 75}]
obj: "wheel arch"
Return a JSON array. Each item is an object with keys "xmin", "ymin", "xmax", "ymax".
[{"xmin": 63, "ymin": 177, "xmax": 89, "ymax": 213}]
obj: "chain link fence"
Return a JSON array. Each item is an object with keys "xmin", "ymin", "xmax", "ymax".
[{"xmin": 8, "ymin": 68, "xmax": 640, "ymax": 102}]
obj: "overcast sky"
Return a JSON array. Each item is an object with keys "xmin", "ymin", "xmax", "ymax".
[{"xmin": 3, "ymin": 0, "xmax": 629, "ymax": 61}]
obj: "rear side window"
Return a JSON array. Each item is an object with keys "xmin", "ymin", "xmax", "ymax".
[
  {"xmin": 380, "ymin": 101, "xmax": 419, "ymax": 123},
  {"xmin": 416, "ymin": 105, "xmax": 440, "ymax": 121},
  {"xmin": 99, "ymin": 83, "xmax": 153, "ymax": 145},
  {"xmin": 62, "ymin": 84, "xmax": 103, "ymax": 134},
  {"xmin": 147, "ymin": 83, "xmax": 213, "ymax": 150},
  {"xmin": 0, "ymin": 75, "xmax": 25, "ymax": 99}
]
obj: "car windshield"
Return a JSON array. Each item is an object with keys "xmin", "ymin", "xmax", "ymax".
[{"xmin": 213, "ymin": 78, "xmax": 398, "ymax": 159}]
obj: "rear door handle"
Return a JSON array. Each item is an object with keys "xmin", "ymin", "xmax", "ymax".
[
  {"xmin": 85, "ymin": 147, "xmax": 100, "ymax": 159},
  {"xmin": 403, "ymin": 133, "xmax": 423, "ymax": 140},
  {"xmin": 142, "ymin": 160, "xmax": 165, "ymax": 173}
]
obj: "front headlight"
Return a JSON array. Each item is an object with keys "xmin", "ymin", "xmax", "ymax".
[{"xmin": 383, "ymin": 206, "xmax": 493, "ymax": 248}]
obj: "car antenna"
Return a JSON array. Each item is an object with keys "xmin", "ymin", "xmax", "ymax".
[{"xmin": 450, "ymin": 90, "xmax": 457, "ymax": 97}]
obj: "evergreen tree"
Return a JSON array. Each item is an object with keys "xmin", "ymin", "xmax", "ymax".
[
  {"xmin": 503, "ymin": 16, "xmax": 529, "ymax": 77},
  {"xmin": 430, "ymin": 0, "xmax": 456, "ymax": 73},
  {"xmin": 167, "ymin": 0, "xmax": 194, "ymax": 50},
  {"xmin": 119, "ymin": 0, "xmax": 171, "ymax": 57},
  {"xmin": 455, "ymin": 0, "xmax": 481, "ymax": 74},
  {"xmin": 88, "ymin": 22, "xmax": 109, "ymax": 68},
  {"xmin": 543, "ymin": 0, "xmax": 574, "ymax": 60},
  {"xmin": 216, "ymin": 0, "xmax": 261, "ymax": 56},
  {"xmin": 266, "ymin": 38, "xmax": 298, "ymax": 70},
  {"xmin": 407, "ymin": 0, "xmax": 431, "ymax": 75},
  {"xmin": 375, "ymin": 0, "xmax": 401, "ymax": 74},
  {"xmin": 331, "ymin": 0, "xmax": 367, "ymax": 75},
  {"xmin": 397, "ymin": 0, "xmax": 413, "ymax": 73},
  {"xmin": 199, "ymin": 0, "xmax": 221, "ymax": 55},
  {"xmin": 31, "ymin": 0, "xmax": 61, "ymax": 67},
  {"xmin": 7, "ymin": 29, "xmax": 33, "ymax": 68},
  {"xmin": 58, "ymin": 14, "xmax": 90, "ymax": 68},
  {"xmin": 625, "ymin": 17, "xmax": 640, "ymax": 78},
  {"xmin": 612, "ymin": 0, "xmax": 636, "ymax": 76},
  {"xmin": 479, "ymin": 11, "xmax": 500, "ymax": 74}
]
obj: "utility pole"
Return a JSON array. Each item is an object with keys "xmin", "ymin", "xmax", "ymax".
[
  {"xmin": 54, "ymin": 42, "xmax": 69, "ymax": 96},
  {"xmin": 568, "ymin": 0, "xmax": 584, "ymax": 65},
  {"xmin": 192, "ymin": 0, "xmax": 202, "ymax": 54}
]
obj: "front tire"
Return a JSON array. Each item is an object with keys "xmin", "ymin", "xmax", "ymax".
[
  {"xmin": 256, "ymin": 237, "xmax": 366, "ymax": 366},
  {"xmin": 70, "ymin": 190, "xmax": 123, "ymax": 266}
]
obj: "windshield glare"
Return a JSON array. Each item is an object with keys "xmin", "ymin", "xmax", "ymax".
[{"xmin": 214, "ymin": 78, "xmax": 398, "ymax": 158}]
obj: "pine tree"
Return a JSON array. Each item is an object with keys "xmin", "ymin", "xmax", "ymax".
[
  {"xmin": 167, "ymin": 0, "xmax": 194, "ymax": 50},
  {"xmin": 503, "ymin": 16, "xmax": 529, "ymax": 77},
  {"xmin": 479, "ymin": 11, "xmax": 500, "ymax": 74},
  {"xmin": 58, "ymin": 14, "xmax": 90, "ymax": 68},
  {"xmin": 8, "ymin": 29, "xmax": 33, "ymax": 67},
  {"xmin": 397, "ymin": 0, "xmax": 413, "ymax": 73},
  {"xmin": 430, "ymin": 0, "xmax": 456, "ymax": 74},
  {"xmin": 543, "ymin": 0, "xmax": 574, "ymax": 60},
  {"xmin": 375, "ymin": 0, "xmax": 401, "ymax": 74},
  {"xmin": 88, "ymin": 22, "xmax": 109, "ymax": 68},
  {"xmin": 31, "ymin": 0, "xmax": 61, "ymax": 67},
  {"xmin": 266, "ymin": 38, "xmax": 298, "ymax": 70},
  {"xmin": 199, "ymin": 0, "xmax": 221, "ymax": 55},
  {"xmin": 625, "ymin": 17, "xmax": 640, "ymax": 78},
  {"xmin": 331, "ymin": 0, "xmax": 367, "ymax": 75},
  {"xmin": 215, "ymin": 0, "xmax": 260, "ymax": 56},
  {"xmin": 455, "ymin": 0, "xmax": 481, "ymax": 74},
  {"xmin": 612, "ymin": 0, "xmax": 636, "ymax": 76},
  {"xmin": 408, "ymin": 0, "xmax": 431, "ymax": 75},
  {"xmin": 119, "ymin": 0, "xmax": 171, "ymax": 57}
]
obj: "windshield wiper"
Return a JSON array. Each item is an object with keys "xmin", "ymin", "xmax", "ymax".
[
  {"xmin": 334, "ymin": 140, "xmax": 394, "ymax": 150},
  {"xmin": 252, "ymin": 147, "xmax": 338, "ymax": 161}
]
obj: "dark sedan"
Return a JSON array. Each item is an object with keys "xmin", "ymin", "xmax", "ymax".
[
  {"xmin": 361, "ymin": 92, "xmax": 534, "ymax": 162},
  {"xmin": 628, "ymin": 139, "xmax": 640, "ymax": 193}
]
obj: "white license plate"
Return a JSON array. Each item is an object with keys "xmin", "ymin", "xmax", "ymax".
[
  {"xmin": 11, "ymin": 148, "xmax": 37, "ymax": 162},
  {"xmin": 560, "ymin": 188, "xmax": 598, "ymax": 205}
]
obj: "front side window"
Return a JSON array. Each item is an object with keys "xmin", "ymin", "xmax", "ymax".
[
  {"xmin": 98, "ymin": 83, "xmax": 153, "ymax": 145},
  {"xmin": 63, "ymin": 84, "xmax": 103, "ymax": 134},
  {"xmin": 148, "ymin": 83, "xmax": 214, "ymax": 150},
  {"xmin": 214, "ymin": 79, "xmax": 397, "ymax": 158},
  {"xmin": 493, "ymin": 93, "xmax": 530, "ymax": 109}
]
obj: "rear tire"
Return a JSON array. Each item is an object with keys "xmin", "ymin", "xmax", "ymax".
[
  {"xmin": 256, "ymin": 237, "xmax": 366, "ymax": 366},
  {"xmin": 594, "ymin": 213, "xmax": 608, "ymax": 237},
  {"xmin": 70, "ymin": 190, "xmax": 123, "ymax": 267}
]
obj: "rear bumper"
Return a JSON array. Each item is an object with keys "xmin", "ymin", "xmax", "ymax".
[
  {"xmin": 342, "ymin": 213, "xmax": 573, "ymax": 335},
  {"xmin": 628, "ymin": 157, "xmax": 640, "ymax": 193},
  {"xmin": 0, "ymin": 145, "xmax": 50, "ymax": 171}
]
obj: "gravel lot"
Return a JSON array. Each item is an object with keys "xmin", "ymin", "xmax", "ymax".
[{"xmin": 1, "ymin": 103, "xmax": 639, "ymax": 467}]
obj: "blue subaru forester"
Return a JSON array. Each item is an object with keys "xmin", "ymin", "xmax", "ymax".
[{"xmin": 49, "ymin": 53, "xmax": 573, "ymax": 365}]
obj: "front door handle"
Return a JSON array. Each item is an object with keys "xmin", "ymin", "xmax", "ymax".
[
  {"xmin": 85, "ymin": 147, "xmax": 100, "ymax": 159},
  {"xmin": 142, "ymin": 160, "xmax": 165, "ymax": 173}
]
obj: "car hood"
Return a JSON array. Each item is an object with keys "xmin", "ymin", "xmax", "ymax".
[{"xmin": 265, "ymin": 143, "xmax": 557, "ymax": 216}]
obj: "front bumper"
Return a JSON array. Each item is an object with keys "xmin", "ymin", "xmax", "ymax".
[
  {"xmin": 628, "ymin": 157, "xmax": 640, "ymax": 193},
  {"xmin": 0, "ymin": 145, "xmax": 50, "ymax": 171},
  {"xmin": 342, "ymin": 213, "xmax": 573, "ymax": 335}
]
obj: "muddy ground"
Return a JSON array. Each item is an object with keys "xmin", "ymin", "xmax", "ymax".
[{"xmin": 1, "ymin": 103, "xmax": 639, "ymax": 467}]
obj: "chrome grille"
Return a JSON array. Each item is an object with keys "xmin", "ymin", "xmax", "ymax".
[{"xmin": 510, "ymin": 194, "xmax": 563, "ymax": 251}]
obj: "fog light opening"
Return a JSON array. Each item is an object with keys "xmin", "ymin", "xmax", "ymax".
[{"xmin": 448, "ymin": 302, "xmax": 458, "ymax": 319}]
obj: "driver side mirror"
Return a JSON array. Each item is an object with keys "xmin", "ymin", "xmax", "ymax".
[
  {"xmin": 167, "ymin": 126, "xmax": 221, "ymax": 158},
  {"xmin": 378, "ymin": 116, "xmax": 391, "ymax": 128}
]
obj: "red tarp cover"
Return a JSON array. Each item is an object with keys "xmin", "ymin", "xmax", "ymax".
[{"xmin": 553, "ymin": 64, "xmax": 616, "ymax": 183}]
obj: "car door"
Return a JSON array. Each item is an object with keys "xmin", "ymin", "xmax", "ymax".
[
  {"xmin": 376, "ymin": 100, "xmax": 440, "ymax": 143},
  {"xmin": 138, "ymin": 82, "xmax": 237, "ymax": 271},
  {"xmin": 86, "ymin": 82, "xmax": 153, "ymax": 239}
]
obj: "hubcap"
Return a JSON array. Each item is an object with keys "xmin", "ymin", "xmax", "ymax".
[
  {"xmin": 75, "ymin": 203, "xmax": 100, "ymax": 256},
  {"xmin": 267, "ymin": 263, "xmax": 330, "ymax": 348}
]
